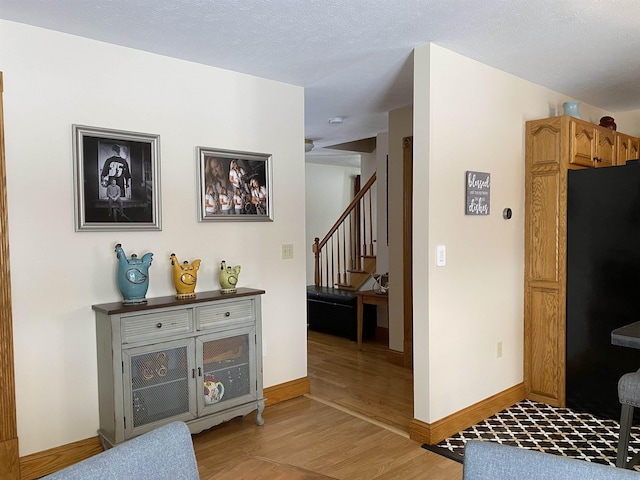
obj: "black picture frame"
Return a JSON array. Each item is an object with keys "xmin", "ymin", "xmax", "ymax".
[
  {"xmin": 73, "ymin": 125, "xmax": 162, "ymax": 231},
  {"xmin": 196, "ymin": 147, "xmax": 273, "ymax": 222}
]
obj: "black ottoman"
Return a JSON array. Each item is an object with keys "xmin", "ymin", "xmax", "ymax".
[{"xmin": 307, "ymin": 286, "xmax": 376, "ymax": 341}]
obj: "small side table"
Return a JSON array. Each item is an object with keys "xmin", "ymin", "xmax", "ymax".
[
  {"xmin": 354, "ymin": 290, "xmax": 388, "ymax": 350},
  {"xmin": 612, "ymin": 321, "xmax": 640, "ymax": 349}
]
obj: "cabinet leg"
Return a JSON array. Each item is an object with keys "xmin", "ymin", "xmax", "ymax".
[{"xmin": 255, "ymin": 402, "xmax": 265, "ymax": 426}]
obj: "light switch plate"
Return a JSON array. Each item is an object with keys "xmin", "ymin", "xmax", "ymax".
[
  {"xmin": 282, "ymin": 244, "xmax": 294, "ymax": 259},
  {"xmin": 436, "ymin": 245, "xmax": 446, "ymax": 267}
]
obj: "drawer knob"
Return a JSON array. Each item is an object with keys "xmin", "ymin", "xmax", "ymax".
[
  {"xmin": 156, "ymin": 322, "xmax": 163, "ymax": 328},
  {"xmin": 225, "ymin": 312, "xmax": 231, "ymax": 317}
]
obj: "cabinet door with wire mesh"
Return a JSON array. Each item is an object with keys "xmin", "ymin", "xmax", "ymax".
[
  {"xmin": 123, "ymin": 338, "xmax": 197, "ymax": 438},
  {"xmin": 197, "ymin": 326, "xmax": 257, "ymax": 413}
]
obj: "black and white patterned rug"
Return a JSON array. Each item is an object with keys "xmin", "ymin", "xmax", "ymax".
[{"xmin": 422, "ymin": 399, "xmax": 640, "ymax": 470}]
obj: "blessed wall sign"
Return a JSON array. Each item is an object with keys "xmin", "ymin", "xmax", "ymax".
[{"xmin": 465, "ymin": 171, "xmax": 490, "ymax": 216}]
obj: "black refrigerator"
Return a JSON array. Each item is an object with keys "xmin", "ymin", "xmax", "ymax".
[{"xmin": 567, "ymin": 162, "xmax": 640, "ymax": 420}]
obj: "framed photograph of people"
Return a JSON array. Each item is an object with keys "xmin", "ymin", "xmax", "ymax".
[
  {"xmin": 197, "ymin": 147, "xmax": 273, "ymax": 222},
  {"xmin": 72, "ymin": 125, "xmax": 162, "ymax": 231}
]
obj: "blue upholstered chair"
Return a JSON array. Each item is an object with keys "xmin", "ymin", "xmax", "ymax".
[
  {"xmin": 463, "ymin": 440, "xmax": 640, "ymax": 479},
  {"xmin": 41, "ymin": 421, "xmax": 200, "ymax": 480}
]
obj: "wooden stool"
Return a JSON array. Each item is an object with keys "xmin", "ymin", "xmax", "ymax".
[{"xmin": 617, "ymin": 369, "xmax": 640, "ymax": 468}]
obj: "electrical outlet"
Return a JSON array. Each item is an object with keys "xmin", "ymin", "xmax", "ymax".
[
  {"xmin": 282, "ymin": 244, "xmax": 294, "ymax": 259},
  {"xmin": 496, "ymin": 341, "xmax": 503, "ymax": 358},
  {"xmin": 436, "ymin": 245, "xmax": 446, "ymax": 267}
]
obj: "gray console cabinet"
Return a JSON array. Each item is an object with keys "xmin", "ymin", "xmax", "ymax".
[{"xmin": 93, "ymin": 288, "xmax": 265, "ymax": 447}]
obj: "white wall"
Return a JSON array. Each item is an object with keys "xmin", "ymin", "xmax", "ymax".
[
  {"xmin": 411, "ymin": 43, "xmax": 624, "ymax": 423},
  {"xmin": 613, "ymin": 110, "xmax": 640, "ymax": 138},
  {"xmin": 388, "ymin": 106, "xmax": 413, "ymax": 352},
  {"xmin": 0, "ymin": 20, "xmax": 307, "ymax": 455},
  {"xmin": 304, "ymin": 162, "xmax": 360, "ymax": 285}
]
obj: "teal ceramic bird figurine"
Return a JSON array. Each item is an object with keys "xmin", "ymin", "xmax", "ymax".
[
  {"xmin": 115, "ymin": 243, "xmax": 153, "ymax": 304},
  {"xmin": 219, "ymin": 260, "xmax": 241, "ymax": 293}
]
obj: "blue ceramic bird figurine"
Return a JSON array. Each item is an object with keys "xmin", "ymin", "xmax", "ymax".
[{"xmin": 115, "ymin": 243, "xmax": 153, "ymax": 304}]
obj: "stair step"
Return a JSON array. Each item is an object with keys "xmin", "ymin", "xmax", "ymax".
[{"xmin": 335, "ymin": 283, "xmax": 357, "ymax": 291}]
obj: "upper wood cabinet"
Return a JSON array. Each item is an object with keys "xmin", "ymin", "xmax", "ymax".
[
  {"xmin": 524, "ymin": 115, "xmax": 639, "ymax": 408},
  {"xmin": 616, "ymin": 132, "xmax": 640, "ymax": 165},
  {"xmin": 569, "ymin": 118, "xmax": 615, "ymax": 168}
]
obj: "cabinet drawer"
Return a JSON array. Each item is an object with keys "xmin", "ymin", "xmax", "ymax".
[
  {"xmin": 197, "ymin": 299, "xmax": 254, "ymax": 330},
  {"xmin": 122, "ymin": 310, "xmax": 193, "ymax": 344}
]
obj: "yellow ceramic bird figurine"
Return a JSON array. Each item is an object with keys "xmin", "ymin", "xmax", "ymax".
[
  {"xmin": 219, "ymin": 260, "xmax": 241, "ymax": 293},
  {"xmin": 170, "ymin": 253, "xmax": 201, "ymax": 299}
]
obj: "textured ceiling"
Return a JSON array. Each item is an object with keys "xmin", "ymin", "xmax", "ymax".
[{"xmin": 2, "ymin": 0, "xmax": 640, "ymax": 156}]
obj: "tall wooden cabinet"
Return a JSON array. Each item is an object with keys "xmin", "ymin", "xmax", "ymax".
[
  {"xmin": 524, "ymin": 115, "xmax": 639, "ymax": 407},
  {"xmin": 0, "ymin": 72, "xmax": 20, "ymax": 479}
]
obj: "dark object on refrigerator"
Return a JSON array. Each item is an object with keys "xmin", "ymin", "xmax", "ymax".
[{"xmin": 567, "ymin": 162, "xmax": 640, "ymax": 420}]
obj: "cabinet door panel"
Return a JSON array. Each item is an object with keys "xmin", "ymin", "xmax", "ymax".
[
  {"xmin": 616, "ymin": 133, "xmax": 640, "ymax": 166},
  {"xmin": 596, "ymin": 128, "xmax": 615, "ymax": 167},
  {"xmin": 570, "ymin": 122, "xmax": 596, "ymax": 168},
  {"xmin": 123, "ymin": 339, "xmax": 196, "ymax": 438},
  {"xmin": 528, "ymin": 287, "xmax": 561, "ymax": 402},
  {"xmin": 632, "ymin": 138, "xmax": 640, "ymax": 159},
  {"xmin": 528, "ymin": 121, "xmax": 561, "ymax": 167},
  {"xmin": 197, "ymin": 327, "xmax": 257, "ymax": 413},
  {"xmin": 529, "ymin": 173, "xmax": 559, "ymax": 282}
]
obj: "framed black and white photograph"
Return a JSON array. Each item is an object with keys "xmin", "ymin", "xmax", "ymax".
[
  {"xmin": 197, "ymin": 147, "xmax": 273, "ymax": 222},
  {"xmin": 73, "ymin": 125, "xmax": 161, "ymax": 231}
]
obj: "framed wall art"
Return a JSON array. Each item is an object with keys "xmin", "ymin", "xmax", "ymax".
[
  {"xmin": 197, "ymin": 147, "xmax": 273, "ymax": 222},
  {"xmin": 72, "ymin": 125, "xmax": 162, "ymax": 231},
  {"xmin": 465, "ymin": 170, "xmax": 490, "ymax": 216}
]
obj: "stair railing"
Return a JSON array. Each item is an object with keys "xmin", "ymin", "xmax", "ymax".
[{"xmin": 313, "ymin": 172, "xmax": 376, "ymax": 289}]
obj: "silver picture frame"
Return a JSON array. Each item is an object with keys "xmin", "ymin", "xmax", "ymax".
[
  {"xmin": 196, "ymin": 147, "xmax": 273, "ymax": 222},
  {"xmin": 73, "ymin": 125, "xmax": 162, "ymax": 231}
]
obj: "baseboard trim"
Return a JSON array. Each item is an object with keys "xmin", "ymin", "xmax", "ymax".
[
  {"xmin": 410, "ymin": 382, "xmax": 525, "ymax": 445},
  {"xmin": 19, "ymin": 435, "xmax": 103, "ymax": 480},
  {"xmin": 264, "ymin": 377, "xmax": 310, "ymax": 406},
  {"xmin": 386, "ymin": 349, "xmax": 404, "ymax": 366},
  {"xmin": 18, "ymin": 377, "xmax": 310, "ymax": 479}
]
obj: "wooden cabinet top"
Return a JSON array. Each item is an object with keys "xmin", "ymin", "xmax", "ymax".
[
  {"xmin": 92, "ymin": 287, "xmax": 265, "ymax": 315},
  {"xmin": 527, "ymin": 115, "xmax": 636, "ymax": 137}
]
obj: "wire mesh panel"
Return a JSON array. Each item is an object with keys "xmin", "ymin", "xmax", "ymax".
[
  {"xmin": 129, "ymin": 346, "xmax": 190, "ymax": 428},
  {"xmin": 201, "ymin": 334, "xmax": 251, "ymax": 406}
]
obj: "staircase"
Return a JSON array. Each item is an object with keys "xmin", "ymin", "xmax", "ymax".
[
  {"xmin": 312, "ymin": 172, "xmax": 377, "ymax": 290},
  {"xmin": 307, "ymin": 172, "xmax": 378, "ymax": 340}
]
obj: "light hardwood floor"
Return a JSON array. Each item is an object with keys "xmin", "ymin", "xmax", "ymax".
[
  {"xmin": 307, "ymin": 330, "xmax": 414, "ymax": 434},
  {"xmin": 192, "ymin": 331, "xmax": 462, "ymax": 479}
]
